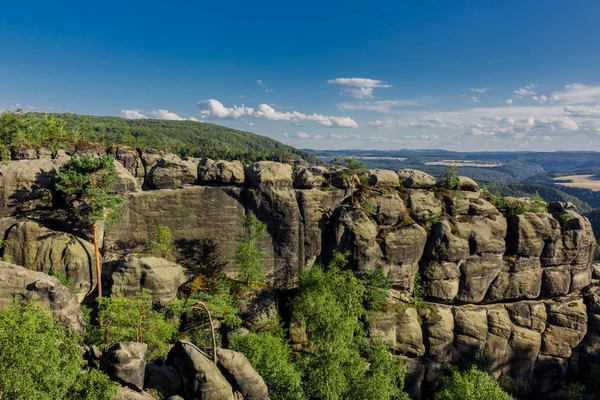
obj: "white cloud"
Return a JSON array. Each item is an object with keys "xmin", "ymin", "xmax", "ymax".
[
  {"xmin": 315, "ymin": 134, "xmax": 324, "ymax": 140},
  {"xmin": 471, "ymin": 97, "xmax": 479, "ymax": 103},
  {"xmin": 470, "ymin": 87, "xmax": 490, "ymax": 93},
  {"xmin": 147, "ymin": 109, "xmax": 185, "ymax": 120},
  {"xmin": 296, "ymin": 132, "xmax": 310, "ymax": 138},
  {"xmin": 514, "ymin": 84, "xmax": 537, "ymax": 97},
  {"xmin": 506, "ymin": 99, "xmax": 513, "ymax": 105},
  {"xmin": 198, "ymin": 100, "xmax": 358, "ymax": 128},
  {"xmin": 338, "ymin": 99, "xmax": 421, "ymax": 113},
  {"xmin": 121, "ymin": 110, "xmax": 146, "ymax": 119},
  {"xmin": 257, "ymin": 80, "xmax": 273, "ymax": 93},
  {"xmin": 548, "ymin": 83, "xmax": 600, "ymax": 105},
  {"xmin": 283, "ymin": 132, "xmax": 289, "ymax": 137},
  {"xmin": 328, "ymin": 78, "xmax": 391, "ymax": 99},
  {"xmin": 197, "ymin": 99, "xmax": 254, "ymax": 119}
]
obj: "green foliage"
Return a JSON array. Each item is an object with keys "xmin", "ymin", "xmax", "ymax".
[
  {"xmin": 55, "ymin": 154, "xmax": 123, "ymax": 227},
  {"xmin": 292, "ymin": 252, "xmax": 409, "ymax": 400},
  {"xmin": 235, "ymin": 214, "xmax": 268, "ymax": 284},
  {"xmin": 434, "ymin": 365, "xmax": 513, "ymax": 400},
  {"xmin": 440, "ymin": 165, "xmax": 461, "ymax": 190},
  {"xmin": 82, "ymin": 305, "xmax": 103, "ymax": 348},
  {"xmin": 0, "ymin": 301, "xmax": 117, "ymax": 400},
  {"xmin": 151, "ymin": 224, "xmax": 174, "ymax": 258},
  {"xmin": 425, "ymin": 213, "xmax": 441, "ymax": 233},
  {"xmin": 482, "ymin": 186, "xmax": 507, "ymax": 213},
  {"xmin": 412, "ymin": 272, "xmax": 424, "ymax": 307},
  {"xmin": 96, "ymin": 290, "xmax": 178, "ymax": 360},
  {"xmin": 230, "ymin": 332, "xmax": 305, "ymax": 400},
  {"xmin": 68, "ymin": 368, "xmax": 119, "ymax": 400},
  {"xmin": 553, "ymin": 383, "xmax": 585, "ymax": 400},
  {"xmin": 530, "ymin": 192, "xmax": 547, "ymax": 213},
  {"xmin": 339, "ymin": 157, "xmax": 367, "ymax": 205},
  {"xmin": 21, "ymin": 111, "xmax": 319, "ymax": 163},
  {"xmin": 359, "ymin": 269, "xmax": 391, "ymax": 311},
  {"xmin": 48, "ymin": 267, "xmax": 74, "ymax": 289},
  {"xmin": 497, "ymin": 375, "xmax": 531, "ymax": 400}
]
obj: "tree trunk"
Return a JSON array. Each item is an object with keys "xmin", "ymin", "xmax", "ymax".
[
  {"xmin": 93, "ymin": 222, "xmax": 102, "ymax": 298},
  {"xmin": 193, "ymin": 301, "xmax": 217, "ymax": 365}
]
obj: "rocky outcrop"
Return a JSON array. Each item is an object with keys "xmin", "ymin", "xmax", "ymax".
[
  {"xmin": 0, "ymin": 262, "xmax": 84, "ymax": 334},
  {"xmin": 166, "ymin": 341, "xmax": 235, "ymax": 400},
  {"xmin": 398, "ymin": 169, "xmax": 437, "ymax": 189},
  {"xmin": 107, "ymin": 256, "xmax": 186, "ymax": 304},
  {"xmin": 198, "ymin": 159, "xmax": 245, "ymax": 185},
  {"xmin": 4, "ymin": 220, "xmax": 96, "ymax": 302},
  {"xmin": 101, "ymin": 342, "xmax": 148, "ymax": 391},
  {"xmin": 147, "ymin": 154, "xmax": 197, "ymax": 189}
]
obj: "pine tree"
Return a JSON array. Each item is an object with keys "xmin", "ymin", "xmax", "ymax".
[{"xmin": 55, "ymin": 154, "xmax": 123, "ymax": 297}]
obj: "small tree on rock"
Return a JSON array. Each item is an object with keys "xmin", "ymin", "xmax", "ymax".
[
  {"xmin": 339, "ymin": 157, "xmax": 367, "ymax": 205},
  {"xmin": 55, "ymin": 154, "xmax": 123, "ymax": 297},
  {"xmin": 235, "ymin": 213, "xmax": 267, "ymax": 284}
]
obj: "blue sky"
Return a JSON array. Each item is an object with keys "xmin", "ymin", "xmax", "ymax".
[{"xmin": 2, "ymin": 0, "xmax": 600, "ymax": 151}]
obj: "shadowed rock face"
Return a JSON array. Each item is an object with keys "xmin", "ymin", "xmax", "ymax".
[
  {"xmin": 0, "ymin": 262, "xmax": 85, "ymax": 334},
  {"xmin": 0, "ymin": 150, "xmax": 597, "ymax": 398}
]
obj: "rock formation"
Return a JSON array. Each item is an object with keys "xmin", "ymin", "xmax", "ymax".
[{"xmin": 0, "ymin": 146, "xmax": 597, "ymax": 398}]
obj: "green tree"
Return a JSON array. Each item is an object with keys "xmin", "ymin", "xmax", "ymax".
[
  {"xmin": 0, "ymin": 301, "xmax": 117, "ymax": 400},
  {"xmin": 435, "ymin": 365, "xmax": 513, "ymax": 400},
  {"xmin": 55, "ymin": 154, "xmax": 123, "ymax": 297},
  {"xmin": 96, "ymin": 290, "xmax": 178, "ymax": 359},
  {"xmin": 151, "ymin": 224, "xmax": 174, "ymax": 258},
  {"xmin": 235, "ymin": 214, "xmax": 267, "ymax": 284},
  {"xmin": 293, "ymin": 252, "xmax": 409, "ymax": 400},
  {"xmin": 339, "ymin": 157, "xmax": 367, "ymax": 205},
  {"xmin": 440, "ymin": 165, "xmax": 461, "ymax": 190},
  {"xmin": 230, "ymin": 332, "xmax": 305, "ymax": 400}
]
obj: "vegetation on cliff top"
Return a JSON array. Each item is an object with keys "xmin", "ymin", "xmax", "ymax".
[{"xmin": 0, "ymin": 110, "xmax": 319, "ymax": 163}]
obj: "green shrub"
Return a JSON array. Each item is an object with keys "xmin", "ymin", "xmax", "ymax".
[
  {"xmin": 292, "ymin": 253, "xmax": 409, "ymax": 400},
  {"xmin": 359, "ymin": 269, "xmax": 391, "ymax": 311},
  {"xmin": 151, "ymin": 224, "xmax": 174, "ymax": 258},
  {"xmin": 413, "ymin": 272, "xmax": 424, "ymax": 307},
  {"xmin": 48, "ymin": 267, "xmax": 74, "ymax": 289},
  {"xmin": 230, "ymin": 332, "xmax": 305, "ymax": 400},
  {"xmin": 97, "ymin": 290, "xmax": 178, "ymax": 360},
  {"xmin": 235, "ymin": 214, "xmax": 268, "ymax": 284},
  {"xmin": 0, "ymin": 301, "xmax": 117, "ymax": 400},
  {"xmin": 498, "ymin": 375, "xmax": 530, "ymax": 400},
  {"xmin": 440, "ymin": 165, "xmax": 461, "ymax": 190},
  {"xmin": 553, "ymin": 383, "xmax": 585, "ymax": 400},
  {"xmin": 435, "ymin": 365, "xmax": 512, "ymax": 400}
]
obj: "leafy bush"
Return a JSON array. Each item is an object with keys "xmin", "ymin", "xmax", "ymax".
[
  {"xmin": 292, "ymin": 252, "xmax": 409, "ymax": 400},
  {"xmin": 48, "ymin": 267, "xmax": 74, "ymax": 289},
  {"xmin": 235, "ymin": 214, "xmax": 268, "ymax": 284},
  {"xmin": 151, "ymin": 224, "xmax": 174, "ymax": 258},
  {"xmin": 230, "ymin": 332, "xmax": 305, "ymax": 400},
  {"xmin": 440, "ymin": 165, "xmax": 461, "ymax": 190},
  {"xmin": 434, "ymin": 365, "xmax": 513, "ymax": 400},
  {"xmin": 359, "ymin": 269, "xmax": 391, "ymax": 311},
  {"xmin": 553, "ymin": 383, "xmax": 585, "ymax": 400},
  {"xmin": 0, "ymin": 301, "xmax": 117, "ymax": 400},
  {"xmin": 413, "ymin": 272, "xmax": 424, "ymax": 307},
  {"xmin": 97, "ymin": 290, "xmax": 178, "ymax": 359}
]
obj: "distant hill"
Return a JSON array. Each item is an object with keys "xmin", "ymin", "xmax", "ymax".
[{"xmin": 28, "ymin": 113, "xmax": 319, "ymax": 163}]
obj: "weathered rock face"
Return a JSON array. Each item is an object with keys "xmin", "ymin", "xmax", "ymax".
[
  {"xmin": 106, "ymin": 256, "xmax": 186, "ymax": 304},
  {"xmin": 101, "ymin": 342, "xmax": 148, "ymax": 392},
  {"xmin": 4, "ymin": 221, "xmax": 96, "ymax": 302},
  {"xmin": 198, "ymin": 159, "xmax": 245, "ymax": 185},
  {"xmin": 166, "ymin": 341, "xmax": 235, "ymax": 400},
  {"xmin": 147, "ymin": 154, "xmax": 197, "ymax": 189},
  {"xmin": 0, "ymin": 262, "xmax": 84, "ymax": 334}
]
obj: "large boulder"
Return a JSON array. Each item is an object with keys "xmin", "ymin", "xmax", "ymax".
[
  {"xmin": 0, "ymin": 159, "xmax": 61, "ymax": 217},
  {"xmin": 113, "ymin": 160, "xmax": 141, "ymax": 193},
  {"xmin": 113, "ymin": 146, "xmax": 146, "ymax": 187},
  {"xmin": 368, "ymin": 169, "xmax": 400, "ymax": 188},
  {"xmin": 107, "ymin": 256, "xmax": 186, "ymax": 304},
  {"xmin": 245, "ymin": 162, "xmax": 293, "ymax": 188},
  {"xmin": 208, "ymin": 348, "xmax": 269, "ymax": 400},
  {"xmin": 3, "ymin": 221, "xmax": 96, "ymax": 302},
  {"xmin": 166, "ymin": 341, "xmax": 235, "ymax": 400},
  {"xmin": 458, "ymin": 176, "xmax": 479, "ymax": 191},
  {"xmin": 294, "ymin": 166, "xmax": 327, "ymax": 189},
  {"xmin": 100, "ymin": 342, "xmax": 148, "ymax": 392},
  {"xmin": 234, "ymin": 285, "xmax": 279, "ymax": 332},
  {"xmin": 0, "ymin": 262, "xmax": 84, "ymax": 334},
  {"xmin": 198, "ymin": 159, "xmax": 245, "ymax": 185},
  {"xmin": 145, "ymin": 361, "xmax": 184, "ymax": 399},
  {"xmin": 114, "ymin": 388, "xmax": 156, "ymax": 400},
  {"xmin": 148, "ymin": 154, "xmax": 197, "ymax": 189},
  {"xmin": 398, "ymin": 169, "xmax": 436, "ymax": 189}
]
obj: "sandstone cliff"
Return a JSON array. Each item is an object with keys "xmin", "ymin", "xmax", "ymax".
[{"xmin": 0, "ymin": 146, "xmax": 597, "ymax": 398}]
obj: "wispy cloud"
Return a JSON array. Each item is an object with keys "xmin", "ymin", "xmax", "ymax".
[
  {"xmin": 470, "ymin": 87, "xmax": 490, "ymax": 93},
  {"xmin": 198, "ymin": 99, "xmax": 358, "ymax": 128},
  {"xmin": 328, "ymin": 78, "xmax": 391, "ymax": 99},
  {"xmin": 121, "ymin": 109, "xmax": 198, "ymax": 121},
  {"xmin": 257, "ymin": 80, "xmax": 273, "ymax": 93},
  {"xmin": 338, "ymin": 99, "xmax": 420, "ymax": 113},
  {"xmin": 296, "ymin": 132, "xmax": 309, "ymax": 138}
]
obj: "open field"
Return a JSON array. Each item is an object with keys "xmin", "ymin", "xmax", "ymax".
[
  {"xmin": 554, "ymin": 174, "xmax": 600, "ymax": 191},
  {"xmin": 425, "ymin": 159, "xmax": 503, "ymax": 167}
]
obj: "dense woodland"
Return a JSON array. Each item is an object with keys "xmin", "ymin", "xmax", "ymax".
[{"xmin": 0, "ymin": 110, "xmax": 319, "ymax": 163}]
